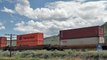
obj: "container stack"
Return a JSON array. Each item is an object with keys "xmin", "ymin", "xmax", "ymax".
[{"xmin": 60, "ymin": 26, "xmax": 105, "ymax": 48}]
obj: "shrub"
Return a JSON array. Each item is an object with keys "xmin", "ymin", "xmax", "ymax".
[{"xmin": 0, "ymin": 49, "xmax": 107, "ymax": 60}]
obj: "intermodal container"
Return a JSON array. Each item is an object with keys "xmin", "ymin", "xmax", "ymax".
[
  {"xmin": 60, "ymin": 37, "xmax": 104, "ymax": 48},
  {"xmin": 60, "ymin": 26, "xmax": 104, "ymax": 40},
  {"xmin": 17, "ymin": 33, "xmax": 43, "ymax": 41},
  {"xmin": 17, "ymin": 33, "xmax": 44, "ymax": 47},
  {"xmin": 0, "ymin": 37, "xmax": 7, "ymax": 48}
]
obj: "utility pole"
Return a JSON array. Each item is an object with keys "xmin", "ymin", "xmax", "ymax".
[{"xmin": 5, "ymin": 34, "xmax": 16, "ymax": 57}]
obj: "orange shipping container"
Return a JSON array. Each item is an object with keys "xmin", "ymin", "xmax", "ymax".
[
  {"xmin": 17, "ymin": 40, "xmax": 43, "ymax": 46},
  {"xmin": 17, "ymin": 33, "xmax": 43, "ymax": 41},
  {"xmin": 17, "ymin": 33, "xmax": 44, "ymax": 47}
]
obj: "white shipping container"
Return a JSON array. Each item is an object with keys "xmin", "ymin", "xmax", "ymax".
[
  {"xmin": 60, "ymin": 37, "xmax": 104, "ymax": 46},
  {"xmin": 7, "ymin": 40, "xmax": 16, "ymax": 46}
]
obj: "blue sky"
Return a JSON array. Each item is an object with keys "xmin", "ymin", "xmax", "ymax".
[
  {"xmin": 0, "ymin": 0, "xmax": 107, "ymax": 37},
  {"xmin": 0, "ymin": 0, "xmax": 58, "ymax": 36}
]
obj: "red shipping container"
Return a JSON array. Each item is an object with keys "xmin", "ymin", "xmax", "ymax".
[
  {"xmin": 37, "ymin": 40, "xmax": 43, "ymax": 45},
  {"xmin": 17, "ymin": 33, "xmax": 44, "ymax": 47},
  {"xmin": 0, "ymin": 37, "xmax": 7, "ymax": 48},
  {"xmin": 18, "ymin": 42, "xmax": 37, "ymax": 47},
  {"xmin": 37, "ymin": 33, "xmax": 44, "ymax": 40},
  {"xmin": 17, "ymin": 40, "xmax": 40, "ymax": 47},
  {"xmin": 60, "ymin": 26, "xmax": 104, "ymax": 40},
  {"xmin": 17, "ymin": 40, "xmax": 39, "ymax": 46},
  {"xmin": 0, "ymin": 44, "xmax": 6, "ymax": 47},
  {"xmin": 17, "ymin": 33, "xmax": 43, "ymax": 41}
]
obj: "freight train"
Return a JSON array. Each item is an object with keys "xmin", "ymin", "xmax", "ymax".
[{"xmin": 0, "ymin": 23, "xmax": 107, "ymax": 50}]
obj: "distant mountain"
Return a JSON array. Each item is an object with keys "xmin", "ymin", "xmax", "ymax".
[
  {"xmin": 44, "ymin": 35, "xmax": 59, "ymax": 40},
  {"xmin": 44, "ymin": 35, "xmax": 59, "ymax": 45}
]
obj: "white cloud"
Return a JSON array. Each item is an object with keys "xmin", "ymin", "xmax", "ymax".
[
  {"xmin": 14, "ymin": 0, "xmax": 107, "ymax": 37},
  {"xmin": 14, "ymin": 19, "xmax": 104, "ymax": 37},
  {"xmin": 15, "ymin": 0, "xmax": 107, "ymax": 21},
  {"xmin": 14, "ymin": 20, "xmax": 60, "ymax": 37},
  {"xmin": 1, "ymin": 7, "xmax": 15, "ymax": 14},
  {"xmin": 0, "ymin": 22, "xmax": 5, "ymax": 30},
  {"xmin": 10, "ymin": 20, "xmax": 14, "ymax": 23}
]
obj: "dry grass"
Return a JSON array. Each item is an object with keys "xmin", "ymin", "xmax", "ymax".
[
  {"xmin": 0, "ymin": 57, "xmax": 84, "ymax": 60},
  {"xmin": 0, "ymin": 49, "xmax": 107, "ymax": 60}
]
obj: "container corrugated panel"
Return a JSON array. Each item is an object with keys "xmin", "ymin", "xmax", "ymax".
[
  {"xmin": 17, "ymin": 42, "xmax": 37, "ymax": 47},
  {"xmin": 17, "ymin": 40, "xmax": 42, "ymax": 46},
  {"xmin": 37, "ymin": 40, "xmax": 43, "ymax": 45},
  {"xmin": 60, "ymin": 26, "xmax": 104, "ymax": 40},
  {"xmin": 17, "ymin": 33, "xmax": 43, "ymax": 41},
  {"xmin": 17, "ymin": 33, "xmax": 37, "ymax": 41},
  {"xmin": 0, "ymin": 44, "xmax": 6, "ymax": 48},
  {"xmin": 98, "ymin": 26, "xmax": 104, "ymax": 37},
  {"xmin": 60, "ymin": 37, "xmax": 103, "ymax": 46},
  {"xmin": 37, "ymin": 33, "xmax": 44, "ymax": 40}
]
